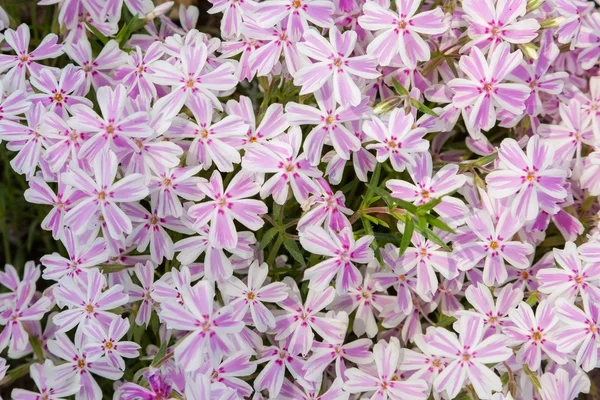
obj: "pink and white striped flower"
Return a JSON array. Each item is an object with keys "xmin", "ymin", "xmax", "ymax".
[{"xmin": 82, "ymin": 318, "xmax": 141, "ymax": 370}]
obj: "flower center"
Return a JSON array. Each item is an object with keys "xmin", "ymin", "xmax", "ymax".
[
  {"xmin": 85, "ymin": 304, "xmax": 94, "ymax": 313},
  {"xmin": 590, "ymin": 324, "xmax": 597, "ymax": 333},
  {"xmin": 162, "ymin": 178, "xmax": 172, "ymax": 186},
  {"xmin": 70, "ymin": 132, "xmax": 79, "ymax": 141},
  {"xmin": 202, "ymin": 321, "xmax": 211, "ymax": 331},
  {"xmin": 285, "ymin": 163, "xmax": 294, "ymax": 172},
  {"xmin": 54, "ymin": 93, "xmax": 63, "ymax": 102},
  {"xmin": 150, "ymin": 215, "xmax": 159, "ymax": 225},
  {"xmin": 575, "ymin": 275, "xmax": 584, "ymax": 284},
  {"xmin": 105, "ymin": 341, "xmax": 114, "ymax": 349},
  {"xmin": 106, "ymin": 125, "xmax": 115, "ymax": 134},
  {"xmin": 432, "ymin": 359, "xmax": 441, "ymax": 368},
  {"xmin": 97, "ymin": 191, "xmax": 106, "ymax": 200},
  {"xmin": 488, "ymin": 316, "xmax": 497, "ymax": 324},
  {"xmin": 77, "ymin": 359, "xmax": 86, "ymax": 369},
  {"xmin": 333, "ymin": 58, "xmax": 343, "ymax": 68},
  {"xmin": 398, "ymin": 274, "xmax": 406, "ymax": 281},
  {"xmin": 187, "ymin": 79, "xmax": 195, "ymax": 87},
  {"xmin": 420, "ymin": 248, "xmax": 427, "ymax": 256},
  {"xmin": 217, "ymin": 197, "xmax": 227, "ymax": 208},
  {"xmin": 292, "ymin": 0, "xmax": 302, "ymax": 7},
  {"xmin": 462, "ymin": 352, "xmax": 471, "ymax": 361},
  {"xmin": 529, "ymin": 80, "xmax": 536, "ymax": 88},
  {"xmin": 483, "ymin": 83, "xmax": 493, "ymax": 92},
  {"xmin": 247, "ymin": 292, "xmax": 255, "ymax": 300},
  {"xmin": 19, "ymin": 54, "xmax": 28, "ymax": 62},
  {"xmin": 489, "ymin": 241, "xmax": 499, "ymax": 250},
  {"xmin": 361, "ymin": 291, "xmax": 370, "ymax": 299},
  {"xmin": 279, "ymin": 32, "xmax": 288, "ymax": 41},
  {"xmin": 532, "ymin": 331, "xmax": 542, "ymax": 341},
  {"xmin": 521, "ymin": 271, "xmax": 529, "ymax": 279},
  {"xmin": 83, "ymin": 65, "xmax": 93, "ymax": 72},
  {"xmin": 248, "ymin": 136, "xmax": 258, "ymax": 143},
  {"xmin": 200, "ymin": 129, "xmax": 209, "ymax": 139},
  {"xmin": 326, "ymin": 116, "xmax": 335, "ymax": 124},
  {"xmin": 421, "ymin": 190, "xmax": 430, "ymax": 199},
  {"xmin": 388, "ymin": 140, "xmax": 397, "ymax": 148},
  {"xmin": 526, "ymin": 171, "xmax": 535, "ymax": 181},
  {"xmin": 398, "ymin": 20, "xmax": 407, "ymax": 29}
]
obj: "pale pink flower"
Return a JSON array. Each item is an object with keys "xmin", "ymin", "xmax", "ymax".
[{"xmin": 82, "ymin": 318, "xmax": 141, "ymax": 370}]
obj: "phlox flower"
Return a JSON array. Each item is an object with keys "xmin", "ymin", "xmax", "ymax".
[
  {"xmin": 293, "ymin": 28, "xmax": 380, "ymax": 107},
  {"xmin": 82, "ymin": 318, "xmax": 141, "ymax": 370},
  {"xmin": 460, "ymin": 0, "xmax": 540, "ymax": 51},
  {"xmin": 241, "ymin": 126, "xmax": 322, "ymax": 204},
  {"xmin": 148, "ymin": 165, "xmax": 205, "ymax": 218},
  {"xmin": 486, "ymin": 136, "xmax": 568, "ymax": 221},
  {"xmin": 193, "ymin": 350, "xmax": 257, "ymax": 398},
  {"xmin": 0, "ymin": 24, "xmax": 63, "ymax": 91},
  {"xmin": 207, "ymin": 0, "xmax": 257, "ymax": 40},
  {"xmin": 285, "ymin": 80, "xmax": 370, "ymax": 166},
  {"xmin": 397, "ymin": 332, "xmax": 450, "ymax": 390},
  {"xmin": 186, "ymin": 373, "xmax": 240, "ymax": 400},
  {"xmin": 504, "ymin": 300, "xmax": 567, "ymax": 370},
  {"xmin": 0, "ymin": 283, "xmax": 51, "ymax": 354},
  {"xmin": 252, "ymin": 0, "xmax": 335, "ymax": 41},
  {"xmin": 40, "ymin": 227, "xmax": 109, "ymax": 281},
  {"xmin": 386, "ymin": 151, "xmax": 467, "ymax": 227},
  {"xmin": 537, "ymin": 241, "xmax": 600, "ymax": 304},
  {"xmin": 463, "ymin": 283, "xmax": 522, "ymax": 336},
  {"xmin": 0, "ymin": 261, "xmax": 40, "ymax": 304},
  {"xmin": 254, "ymin": 341, "xmax": 309, "ymax": 398},
  {"xmin": 117, "ymin": 371, "xmax": 173, "ymax": 400},
  {"xmin": 188, "ymin": 171, "xmax": 267, "ymax": 249},
  {"xmin": 364, "ymin": 109, "xmax": 429, "ymax": 172},
  {"xmin": 40, "ymin": 111, "xmax": 89, "ymax": 173},
  {"xmin": 64, "ymin": 38, "xmax": 128, "ymax": 96},
  {"xmin": 280, "ymin": 378, "xmax": 349, "ymax": 400},
  {"xmin": 220, "ymin": 260, "xmax": 288, "ymax": 332},
  {"xmin": 126, "ymin": 261, "xmax": 158, "ymax": 327},
  {"xmin": 576, "ymin": 13, "xmax": 600, "ymax": 70},
  {"xmin": 357, "ymin": 0, "xmax": 448, "ymax": 68},
  {"xmin": 274, "ymin": 285, "xmax": 347, "ymax": 356},
  {"xmin": 539, "ymin": 367, "xmax": 591, "ymax": 400},
  {"xmin": 575, "ymin": 76, "xmax": 600, "ymax": 137},
  {"xmin": 114, "ymin": 43, "xmax": 164, "ymax": 100},
  {"xmin": 555, "ymin": 0, "xmax": 593, "ymax": 45},
  {"xmin": 454, "ymin": 209, "xmax": 534, "ymax": 285},
  {"xmin": 344, "ymin": 337, "xmax": 429, "ymax": 400},
  {"xmin": 300, "ymin": 226, "xmax": 374, "ymax": 294},
  {"xmin": 62, "ymin": 150, "xmax": 149, "ymax": 239},
  {"xmin": 448, "ymin": 43, "xmax": 530, "ymax": 133},
  {"xmin": 554, "ymin": 297, "xmax": 600, "ymax": 371},
  {"xmin": 428, "ymin": 314, "xmax": 512, "ymax": 399},
  {"xmin": 68, "ymin": 84, "xmax": 154, "ymax": 162},
  {"xmin": 52, "ymin": 268, "xmax": 129, "ymax": 333},
  {"xmin": 150, "ymin": 43, "xmax": 238, "ymax": 118},
  {"xmin": 48, "ymin": 332, "xmax": 123, "ymax": 400},
  {"xmin": 11, "ymin": 360, "xmax": 80, "ymax": 400},
  {"xmin": 169, "ymin": 94, "xmax": 247, "ymax": 171},
  {"xmin": 297, "ymin": 178, "xmax": 352, "ymax": 232},
  {"xmin": 0, "ymin": 80, "xmax": 29, "ymax": 126},
  {"xmin": 159, "ymin": 280, "xmax": 244, "ymax": 371},
  {"xmin": 303, "ymin": 337, "xmax": 373, "ymax": 382}
]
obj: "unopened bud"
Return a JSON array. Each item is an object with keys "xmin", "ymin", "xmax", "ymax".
[
  {"xmin": 146, "ymin": 1, "xmax": 174, "ymax": 21},
  {"xmin": 373, "ymin": 96, "xmax": 402, "ymax": 115},
  {"xmin": 526, "ymin": 0, "xmax": 545, "ymax": 12},
  {"xmin": 519, "ymin": 43, "xmax": 539, "ymax": 60}
]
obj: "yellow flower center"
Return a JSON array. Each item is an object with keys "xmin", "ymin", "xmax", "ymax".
[
  {"xmin": 54, "ymin": 93, "xmax": 63, "ymax": 102},
  {"xmin": 489, "ymin": 241, "xmax": 499, "ymax": 250}
]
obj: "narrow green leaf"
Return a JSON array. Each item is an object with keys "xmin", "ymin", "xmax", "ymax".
[
  {"xmin": 151, "ymin": 341, "xmax": 168, "ymax": 367},
  {"xmin": 366, "ymin": 184, "xmax": 418, "ymax": 214},
  {"xmin": 523, "ymin": 364, "xmax": 542, "ymax": 392},
  {"xmin": 283, "ymin": 237, "xmax": 305, "ymax": 267},
  {"xmin": 29, "ymin": 336, "xmax": 44, "ymax": 360},
  {"xmin": 391, "ymin": 77, "xmax": 409, "ymax": 96},
  {"xmin": 420, "ymin": 227, "xmax": 451, "ymax": 251},
  {"xmin": 525, "ymin": 292, "xmax": 539, "ymax": 306},
  {"xmin": 409, "ymin": 98, "xmax": 439, "ymax": 117},
  {"xmin": 373, "ymin": 96, "xmax": 402, "ymax": 114},
  {"xmin": 86, "ymin": 21, "xmax": 109, "ymax": 45},
  {"xmin": 399, "ymin": 217, "xmax": 414, "ymax": 256},
  {"xmin": 416, "ymin": 198, "xmax": 443, "ymax": 214},
  {"xmin": 472, "ymin": 152, "xmax": 498, "ymax": 167},
  {"xmin": 425, "ymin": 214, "xmax": 455, "ymax": 234},
  {"xmin": 436, "ymin": 314, "xmax": 457, "ymax": 328},
  {"xmin": 259, "ymin": 227, "xmax": 279, "ymax": 251}
]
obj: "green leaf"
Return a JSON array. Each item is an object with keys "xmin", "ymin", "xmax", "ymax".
[
  {"xmin": 409, "ymin": 98, "xmax": 439, "ymax": 117},
  {"xmin": 151, "ymin": 341, "xmax": 168, "ymax": 367},
  {"xmin": 366, "ymin": 184, "xmax": 418, "ymax": 214},
  {"xmin": 283, "ymin": 237, "xmax": 305, "ymax": 267},
  {"xmin": 416, "ymin": 198, "xmax": 442, "ymax": 215},
  {"xmin": 419, "ymin": 226, "xmax": 451, "ymax": 251},
  {"xmin": 425, "ymin": 214, "xmax": 455, "ymax": 234},
  {"xmin": 525, "ymin": 292, "xmax": 539, "ymax": 306},
  {"xmin": 472, "ymin": 152, "xmax": 498, "ymax": 167},
  {"xmin": 523, "ymin": 364, "xmax": 542, "ymax": 392},
  {"xmin": 399, "ymin": 217, "xmax": 414, "ymax": 256},
  {"xmin": 391, "ymin": 77, "xmax": 409, "ymax": 96},
  {"xmin": 29, "ymin": 335, "xmax": 44, "ymax": 360},
  {"xmin": 436, "ymin": 314, "xmax": 457, "ymax": 328},
  {"xmin": 373, "ymin": 96, "xmax": 403, "ymax": 114},
  {"xmin": 86, "ymin": 21, "xmax": 109, "ymax": 45},
  {"xmin": 259, "ymin": 227, "xmax": 279, "ymax": 251},
  {"xmin": 364, "ymin": 214, "xmax": 389, "ymax": 228}
]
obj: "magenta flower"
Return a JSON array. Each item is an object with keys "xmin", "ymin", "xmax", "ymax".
[
  {"xmin": 537, "ymin": 241, "xmax": 600, "ymax": 304},
  {"xmin": 242, "ymin": 126, "xmax": 321, "ymax": 204},
  {"xmin": 293, "ymin": 28, "xmax": 380, "ymax": 107},
  {"xmin": 52, "ymin": 268, "xmax": 129, "ymax": 333},
  {"xmin": 486, "ymin": 136, "xmax": 568, "ymax": 221},
  {"xmin": 159, "ymin": 280, "xmax": 244, "ymax": 371},
  {"xmin": 0, "ymin": 283, "xmax": 51, "ymax": 354},
  {"xmin": 188, "ymin": 170, "xmax": 267, "ymax": 249},
  {"xmin": 344, "ymin": 337, "xmax": 429, "ymax": 400},
  {"xmin": 220, "ymin": 260, "xmax": 288, "ymax": 332},
  {"xmin": 448, "ymin": 43, "xmax": 530, "ymax": 133},
  {"xmin": 150, "ymin": 43, "xmax": 238, "ymax": 117},
  {"xmin": 461, "ymin": 0, "xmax": 540, "ymax": 51},
  {"xmin": 300, "ymin": 226, "xmax": 373, "ymax": 294},
  {"xmin": 48, "ymin": 332, "xmax": 123, "ymax": 400},
  {"xmin": 285, "ymin": 81, "xmax": 369, "ymax": 166},
  {"xmin": 11, "ymin": 360, "xmax": 80, "ymax": 400},
  {"xmin": 64, "ymin": 38, "xmax": 127, "ymax": 96},
  {"xmin": 358, "ymin": 0, "xmax": 447, "ymax": 68},
  {"xmin": 454, "ymin": 209, "xmax": 534, "ymax": 285},
  {"xmin": 303, "ymin": 337, "xmax": 373, "ymax": 382},
  {"xmin": 428, "ymin": 314, "xmax": 512, "ymax": 399},
  {"xmin": 40, "ymin": 227, "xmax": 109, "ymax": 281},
  {"xmin": 62, "ymin": 150, "xmax": 149, "ymax": 239},
  {"xmin": 126, "ymin": 261, "xmax": 158, "ymax": 327},
  {"xmin": 554, "ymin": 297, "xmax": 600, "ymax": 371},
  {"xmin": 82, "ymin": 318, "xmax": 141, "ymax": 370},
  {"xmin": 274, "ymin": 286, "xmax": 347, "ymax": 356},
  {"xmin": 69, "ymin": 84, "xmax": 154, "ymax": 162},
  {"xmin": 0, "ymin": 24, "xmax": 63, "ymax": 91},
  {"xmin": 253, "ymin": 0, "xmax": 335, "ymax": 41},
  {"xmin": 463, "ymin": 283, "xmax": 522, "ymax": 337},
  {"xmin": 387, "ymin": 152, "xmax": 467, "ymax": 227},
  {"xmin": 117, "ymin": 371, "xmax": 173, "ymax": 400},
  {"xmin": 169, "ymin": 94, "xmax": 248, "ymax": 171},
  {"xmin": 364, "ymin": 109, "xmax": 429, "ymax": 172}
]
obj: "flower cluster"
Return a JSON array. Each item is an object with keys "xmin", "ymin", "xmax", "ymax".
[{"xmin": 0, "ymin": 0, "xmax": 600, "ymax": 398}]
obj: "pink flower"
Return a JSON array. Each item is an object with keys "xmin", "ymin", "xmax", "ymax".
[
  {"xmin": 293, "ymin": 28, "xmax": 380, "ymax": 107},
  {"xmin": 52, "ymin": 268, "xmax": 129, "ymax": 333},
  {"xmin": 254, "ymin": 341, "xmax": 309, "ymax": 397},
  {"xmin": 303, "ymin": 337, "xmax": 373, "ymax": 382},
  {"xmin": 114, "ymin": 43, "xmax": 164, "ymax": 100},
  {"xmin": 555, "ymin": 0, "xmax": 593, "ymax": 45},
  {"xmin": 188, "ymin": 171, "xmax": 267, "ymax": 249},
  {"xmin": 11, "ymin": 360, "xmax": 80, "ymax": 400},
  {"xmin": 159, "ymin": 280, "xmax": 244, "ymax": 371},
  {"xmin": 82, "ymin": 318, "xmax": 141, "ymax": 370},
  {"xmin": 486, "ymin": 136, "xmax": 568, "ymax": 221},
  {"xmin": 220, "ymin": 260, "xmax": 288, "ymax": 332},
  {"xmin": 344, "ymin": 337, "xmax": 429, "ymax": 400},
  {"xmin": 300, "ymin": 226, "xmax": 374, "ymax": 294},
  {"xmin": 463, "ymin": 283, "xmax": 522, "ymax": 337},
  {"xmin": 454, "ymin": 209, "xmax": 534, "ymax": 285},
  {"xmin": 194, "ymin": 350, "xmax": 257, "ymax": 397},
  {"xmin": 297, "ymin": 178, "xmax": 352, "ymax": 232},
  {"xmin": 428, "ymin": 314, "xmax": 512, "ymax": 399},
  {"xmin": 148, "ymin": 165, "xmax": 205, "ymax": 218},
  {"xmin": 62, "ymin": 150, "xmax": 149, "ymax": 239},
  {"xmin": 397, "ymin": 332, "xmax": 450, "ymax": 390},
  {"xmin": 577, "ymin": 13, "xmax": 600, "ymax": 70},
  {"xmin": 253, "ymin": 0, "xmax": 335, "ymax": 41},
  {"xmin": 364, "ymin": 109, "xmax": 429, "ymax": 172},
  {"xmin": 274, "ymin": 285, "xmax": 347, "ymax": 356},
  {"xmin": 358, "ymin": 0, "xmax": 447, "ymax": 68},
  {"xmin": 539, "ymin": 368, "xmax": 591, "ymax": 400},
  {"xmin": 0, "ymin": 24, "xmax": 63, "ymax": 91},
  {"xmin": 242, "ymin": 126, "xmax": 321, "ymax": 204},
  {"xmin": 387, "ymin": 152, "xmax": 467, "ymax": 227},
  {"xmin": 554, "ymin": 297, "xmax": 600, "ymax": 371},
  {"xmin": 207, "ymin": 0, "xmax": 257, "ymax": 39},
  {"xmin": 448, "ymin": 43, "xmax": 530, "ymax": 133},
  {"xmin": 460, "ymin": 0, "xmax": 540, "ymax": 51},
  {"xmin": 126, "ymin": 261, "xmax": 158, "ymax": 327},
  {"xmin": 504, "ymin": 300, "xmax": 567, "ymax": 370}
]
